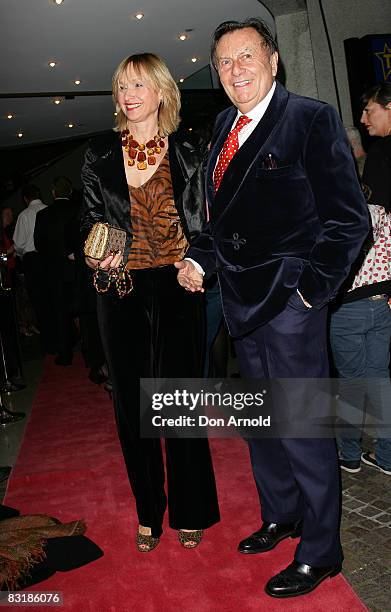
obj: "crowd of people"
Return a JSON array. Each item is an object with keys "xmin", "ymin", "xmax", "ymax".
[
  {"xmin": 0, "ymin": 176, "xmax": 107, "ymax": 387},
  {"xmin": 0, "ymin": 16, "xmax": 390, "ymax": 600}
]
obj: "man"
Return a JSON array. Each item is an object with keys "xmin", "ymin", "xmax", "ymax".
[
  {"xmin": 176, "ymin": 18, "xmax": 369, "ymax": 598},
  {"xmin": 34, "ymin": 176, "xmax": 79, "ymax": 365},
  {"xmin": 12, "ymin": 184, "xmax": 50, "ymax": 350}
]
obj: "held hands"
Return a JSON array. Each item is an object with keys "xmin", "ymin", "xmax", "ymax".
[
  {"xmin": 175, "ymin": 260, "xmax": 204, "ymax": 293},
  {"xmin": 85, "ymin": 251, "xmax": 123, "ymax": 271}
]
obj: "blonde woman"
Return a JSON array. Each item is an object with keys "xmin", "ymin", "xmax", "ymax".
[{"xmin": 80, "ymin": 53, "xmax": 219, "ymax": 552}]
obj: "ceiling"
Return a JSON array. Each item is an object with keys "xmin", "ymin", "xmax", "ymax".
[{"xmin": 0, "ymin": 0, "xmax": 306, "ymax": 149}]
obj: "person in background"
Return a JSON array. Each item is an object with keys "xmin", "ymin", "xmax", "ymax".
[
  {"xmin": 12, "ymin": 185, "xmax": 48, "ymax": 344},
  {"xmin": 345, "ymin": 126, "xmax": 366, "ymax": 177},
  {"xmin": 34, "ymin": 177, "xmax": 79, "ymax": 366},
  {"xmin": 0, "ymin": 207, "xmax": 16, "ymax": 287},
  {"xmin": 73, "ymin": 227, "xmax": 108, "ymax": 385},
  {"xmin": 361, "ymin": 82, "xmax": 391, "ymax": 211},
  {"xmin": 80, "ymin": 53, "xmax": 219, "ymax": 553},
  {"xmin": 331, "ymin": 81, "xmax": 391, "ymax": 477},
  {"xmin": 0, "ymin": 209, "xmax": 24, "ymax": 393},
  {"xmin": 2, "ymin": 205, "xmax": 38, "ymax": 337}
]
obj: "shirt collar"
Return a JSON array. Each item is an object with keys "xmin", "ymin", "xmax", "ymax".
[
  {"xmin": 234, "ymin": 81, "xmax": 276, "ymax": 124},
  {"xmin": 28, "ymin": 199, "xmax": 43, "ymax": 207}
]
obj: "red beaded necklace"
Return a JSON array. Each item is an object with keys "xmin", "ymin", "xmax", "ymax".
[{"xmin": 121, "ymin": 129, "xmax": 166, "ymax": 170}]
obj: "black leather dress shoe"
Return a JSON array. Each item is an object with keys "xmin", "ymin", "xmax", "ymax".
[
  {"xmin": 265, "ymin": 560, "xmax": 342, "ymax": 598},
  {"xmin": 238, "ymin": 521, "xmax": 301, "ymax": 554}
]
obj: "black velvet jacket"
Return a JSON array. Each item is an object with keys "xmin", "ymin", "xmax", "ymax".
[
  {"xmin": 188, "ymin": 82, "xmax": 369, "ymax": 337},
  {"xmin": 80, "ymin": 130, "xmax": 207, "ymax": 259}
]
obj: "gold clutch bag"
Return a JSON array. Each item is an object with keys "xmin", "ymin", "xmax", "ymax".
[
  {"xmin": 84, "ymin": 222, "xmax": 126, "ymax": 260},
  {"xmin": 84, "ymin": 223, "xmax": 133, "ymax": 298}
]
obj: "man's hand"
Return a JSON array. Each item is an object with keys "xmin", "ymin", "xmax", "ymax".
[{"xmin": 175, "ymin": 260, "xmax": 204, "ymax": 292}]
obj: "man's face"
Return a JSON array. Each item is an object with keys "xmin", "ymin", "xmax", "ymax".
[
  {"xmin": 215, "ymin": 27, "xmax": 278, "ymax": 114},
  {"xmin": 361, "ymin": 100, "xmax": 391, "ymax": 137}
]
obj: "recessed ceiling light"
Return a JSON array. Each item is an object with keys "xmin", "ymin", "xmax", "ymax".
[
  {"xmin": 53, "ymin": 0, "xmax": 64, "ymax": 4},
  {"xmin": 191, "ymin": 57, "xmax": 198, "ymax": 63},
  {"xmin": 179, "ymin": 34, "xmax": 187, "ymax": 41},
  {"xmin": 67, "ymin": 123, "xmax": 74, "ymax": 128},
  {"xmin": 135, "ymin": 12, "xmax": 144, "ymax": 20},
  {"xmin": 17, "ymin": 132, "xmax": 23, "ymax": 138},
  {"xmin": 74, "ymin": 79, "xmax": 81, "ymax": 85},
  {"xmin": 179, "ymin": 78, "xmax": 184, "ymax": 83},
  {"xmin": 188, "ymin": 127, "xmax": 193, "ymax": 131},
  {"xmin": 7, "ymin": 114, "xmax": 14, "ymax": 120},
  {"xmin": 53, "ymin": 98, "xmax": 62, "ymax": 105},
  {"xmin": 48, "ymin": 61, "xmax": 57, "ymax": 68}
]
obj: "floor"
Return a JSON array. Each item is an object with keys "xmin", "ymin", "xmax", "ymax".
[
  {"xmin": 1, "ymin": 335, "xmax": 390, "ymax": 611},
  {"xmin": 0, "ymin": 336, "xmax": 42, "ymax": 496},
  {"xmin": 340, "ymin": 467, "xmax": 391, "ymax": 611}
]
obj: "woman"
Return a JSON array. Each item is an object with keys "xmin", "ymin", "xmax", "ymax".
[{"xmin": 80, "ymin": 53, "xmax": 219, "ymax": 552}]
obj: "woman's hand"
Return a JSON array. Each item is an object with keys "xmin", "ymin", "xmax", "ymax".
[{"xmin": 85, "ymin": 251, "xmax": 123, "ymax": 271}]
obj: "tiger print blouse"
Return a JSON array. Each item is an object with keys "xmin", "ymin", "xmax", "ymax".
[{"xmin": 125, "ymin": 154, "xmax": 188, "ymax": 270}]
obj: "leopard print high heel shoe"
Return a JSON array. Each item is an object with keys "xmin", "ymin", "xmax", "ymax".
[
  {"xmin": 136, "ymin": 526, "xmax": 160, "ymax": 552},
  {"xmin": 178, "ymin": 529, "xmax": 203, "ymax": 549}
]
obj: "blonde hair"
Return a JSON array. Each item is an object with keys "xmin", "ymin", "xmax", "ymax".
[{"xmin": 112, "ymin": 53, "xmax": 181, "ymax": 136}]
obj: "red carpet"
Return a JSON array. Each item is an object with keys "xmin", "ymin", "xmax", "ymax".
[{"xmin": 5, "ymin": 355, "xmax": 367, "ymax": 611}]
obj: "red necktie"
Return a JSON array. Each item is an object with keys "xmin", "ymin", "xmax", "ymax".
[{"xmin": 213, "ymin": 115, "xmax": 252, "ymax": 191}]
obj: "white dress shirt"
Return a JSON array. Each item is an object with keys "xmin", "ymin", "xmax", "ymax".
[
  {"xmin": 13, "ymin": 199, "xmax": 47, "ymax": 256},
  {"xmin": 218, "ymin": 81, "xmax": 276, "ymax": 160}
]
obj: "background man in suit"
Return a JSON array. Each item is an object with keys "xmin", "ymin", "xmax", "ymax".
[
  {"xmin": 34, "ymin": 176, "xmax": 79, "ymax": 365},
  {"xmin": 176, "ymin": 18, "xmax": 369, "ymax": 598}
]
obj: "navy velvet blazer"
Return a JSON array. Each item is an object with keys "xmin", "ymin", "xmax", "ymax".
[
  {"xmin": 188, "ymin": 82, "xmax": 369, "ymax": 338},
  {"xmin": 80, "ymin": 130, "xmax": 207, "ymax": 257}
]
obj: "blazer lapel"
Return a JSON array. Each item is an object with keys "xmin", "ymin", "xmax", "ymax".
[
  {"xmin": 168, "ymin": 135, "xmax": 189, "ymax": 204},
  {"xmin": 96, "ymin": 133, "xmax": 130, "ymax": 206},
  {"xmin": 211, "ymin": 83, "xmax": 290, "ymax": 221},
  {"xmin": 169, "ymin": 135, "xmax": 211, "ymax": 241}
]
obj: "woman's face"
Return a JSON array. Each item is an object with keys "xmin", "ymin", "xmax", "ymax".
[{"xmin": 116, "ymin": 65, "xmax": 162, "ymax": 127}]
